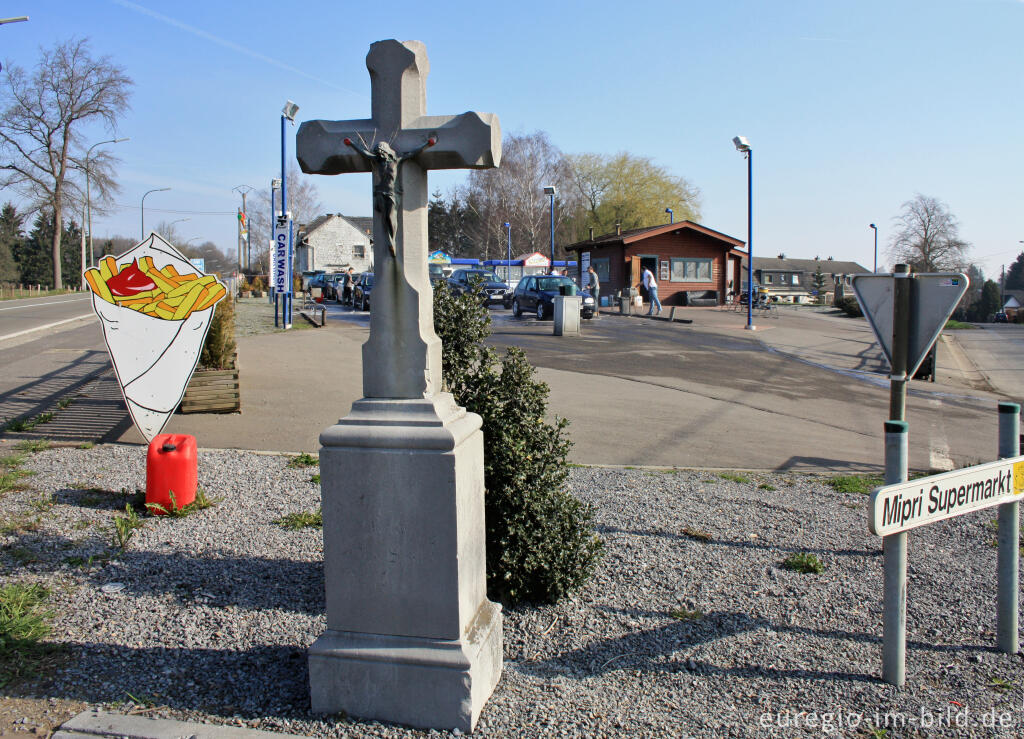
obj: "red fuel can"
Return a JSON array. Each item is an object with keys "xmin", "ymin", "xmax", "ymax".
[{"xmin": 146, "ymin": 434, "xmax": 198, "ymax": 514}]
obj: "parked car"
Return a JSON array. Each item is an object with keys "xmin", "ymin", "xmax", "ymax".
[
  {"xmin": 446, "ymin": 268, "xmax": 510, "ymax": 306},
  {"xmin": 306, "ymin": 274, "xmax": 329, "ymax": 302},
  {"xmin": 429, "ymin": 263, "xmax": 447, "ymax": 286},
  {"xmin": 994, "ymin": 311, "xmax": 1009, "ymax": 323},
  {"xmin": 352, "ymin": 272, "xmax": 374, "ymax": 311},
  {"xmin": 322, "ymin": 273, "xmax": 345, "ymax": 302},
  {"xmin": 511, "ymin": 275, "xmax": 595, "ymax": 320}
]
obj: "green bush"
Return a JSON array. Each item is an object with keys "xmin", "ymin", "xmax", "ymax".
[
  {"xmin": 198, "ymin": 295, "xmax": 236, "ymax": 369},
  {"xmin": 835, "ymin": 297, "xmax": 863, "ymax": 318},
  {"xmin": 433, "ymin": 284, "xmax": 603, "ymax": 605}
]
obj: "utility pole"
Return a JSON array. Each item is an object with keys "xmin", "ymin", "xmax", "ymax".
[{"xmin": 233, "ymin": 185, "xmax": 255, "ymax": 276}]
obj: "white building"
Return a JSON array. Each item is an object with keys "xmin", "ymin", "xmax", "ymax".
[{"xmin": 295, "ymin": 214, "xmax": 373, "ymax": 274}]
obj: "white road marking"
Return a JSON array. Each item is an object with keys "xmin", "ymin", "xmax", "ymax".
[
  {"xmin": 928, "ymin": 397, "xmax": 955, "ymax": 471},
  {"xmin": 0, "ymin": 314, "xmax": 94, "ymax": 343},
  {"xmin": 0, "ymin": 295, "xmax": 91, "ymax": 311}
]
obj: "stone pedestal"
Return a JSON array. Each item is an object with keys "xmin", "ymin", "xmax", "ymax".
[{"xmin": 309, "ymin": 394, "xmax": 503, "ymax": 732}]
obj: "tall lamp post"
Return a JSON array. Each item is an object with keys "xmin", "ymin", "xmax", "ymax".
[
  {"xmin": 84, "ymin": 137, "xmax": 129, "ymax": 274},
  {"xmin": 543, "ymin": 186, "xmax": 556, "ymax": 267},
  {"xmin": 141, "ymin": 187, "xmax": 170, "ymax": 240},
  {"xmin": 870, "ymin": 223, "xmax": 878, "ymax": 273},
  {"xmin": 665, "ymin": 207, "xmax": 674, "ymax": 224},
  {"xmin": 504, "ymin": 221, "xmax": 511, "ymax": 282},
  {"xmin": 733, "ymin": 136, "xmax": 754, "ymax": 330},
  {"xmin": 278, "ymin": 100, "xmax": 299, "ymax": 329}
]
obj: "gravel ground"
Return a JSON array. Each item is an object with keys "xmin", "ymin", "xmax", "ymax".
[
  {"xmin": 234, "ymin": 297, "xmax": 318, "ymax": 337},
  {"xmin": 3, "ymin": 444, "xmax": 1024, "ymax": 737}
]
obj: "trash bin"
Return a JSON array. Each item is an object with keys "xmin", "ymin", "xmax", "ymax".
[
  {"xmin": 554, "ymin": 295, "xmax": 582, "ymax": 336},
  {"xmin": 146, "ymin": 433, "xmax": 198, "ymax": 514}
]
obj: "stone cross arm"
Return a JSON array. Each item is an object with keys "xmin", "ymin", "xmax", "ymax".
[{"xmin": 297, "ymin": 112, "xmax": 501, "ymax": 176}]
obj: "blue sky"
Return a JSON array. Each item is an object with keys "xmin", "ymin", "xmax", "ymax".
[{"xmin": 2, "ymin": 0, "xmax": 1021, "ymax": 280}]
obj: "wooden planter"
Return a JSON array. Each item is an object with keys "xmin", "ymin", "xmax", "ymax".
[{"xmin": 180, "ymin": 355, "xmax": 240, "ymax": 414}]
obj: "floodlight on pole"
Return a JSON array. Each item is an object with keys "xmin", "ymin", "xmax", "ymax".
[
  {"xmin": 543, "ymin": 186, "xmax": 556, "ymax": 264},
  {"xmin": 665, "ymin": 207, "xmax": 674, "ymax": 224},
  {"xmin": 504, "ymin": 221, "xmax": 511, "ymax": 282},
  {"xmin": 141, "ymin": 187, "xmax": 170, "ymax": 240},
  {"xmin": 870, "ymin": 223, "xmax": 878, "ymax": 273},
  {"xmin": 0, "ymin": 16, "xmax": 28, "ymax": 24},
  {"xmin": 84, "ymin": 137, "xmax": 128, "ymax": 271},
  {"xmin": 733, "ymin": 135, "xmax": 754, "ymax": 330}
]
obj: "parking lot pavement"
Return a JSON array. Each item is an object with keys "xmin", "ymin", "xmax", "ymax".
[{"xmin": 108, "ymin": 298, "xmax": 1010, "ymax": 473}]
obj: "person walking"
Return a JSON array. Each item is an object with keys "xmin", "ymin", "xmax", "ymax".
[
  {"xmin": 642, "ymin": 266, "xmax": 662, "ymax": 316},
  {"xmin": 587, "ymin": 264, "xmax": 601, "ymax": 319}
]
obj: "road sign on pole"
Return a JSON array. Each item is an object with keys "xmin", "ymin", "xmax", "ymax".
[{"xmin": 852, "ymin": 272, "xmax": 968, "ymax": 378}]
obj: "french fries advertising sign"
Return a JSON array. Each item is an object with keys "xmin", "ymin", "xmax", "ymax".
[{"xmin": 84, "ymin": 234, "xmax": 227, "ymax": 442}]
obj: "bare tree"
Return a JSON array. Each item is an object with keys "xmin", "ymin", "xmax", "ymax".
[
  {"xmin": 460, "ymin": 131, "xmax": 578, "ymax": 259},
  {"xmin": 888, "ymin": 194, "xmax": 970, "ymax": 272},
  {"xmin": 0, "ymin": 38, "xmax": 132, "ymax": 288},
  {"xmin": 247, "ymin": 165, "xmax": 324, "ymax": 274}
]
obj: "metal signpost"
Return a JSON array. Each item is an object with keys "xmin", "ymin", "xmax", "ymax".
[{"xmin": 853, "ymin": 268, "xmax": 1022, "ymax": 685}]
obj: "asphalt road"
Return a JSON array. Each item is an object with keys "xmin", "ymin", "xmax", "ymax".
[
  {"xmin": 0, "ymin": 293, "xmax": 93, "ymax": 341},
  {"xmin": 1, "ymin": 297, "xmax": 1018, "ymax": 473}
]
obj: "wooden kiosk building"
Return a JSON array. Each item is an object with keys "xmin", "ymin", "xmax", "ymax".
[{"xmin": 565, "ymin": 221, "xmax": 746, "ymax": 307}]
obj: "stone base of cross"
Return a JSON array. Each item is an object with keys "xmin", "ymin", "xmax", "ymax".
[{"xmin": 297, "ymin": 40, "xmax": 503, "ymax": 732}]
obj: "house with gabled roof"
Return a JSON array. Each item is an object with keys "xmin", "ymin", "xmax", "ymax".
[
  {"xmin": 294, "ymin": 213, "xmax": 373, "ymax": 274},
  {"xmin": 743, "ymin": 256, "xmax": 871, "ymax": 303},
  {"xmin": 563, "ymin": 221, "xmax": 746, "ymax": 307}
]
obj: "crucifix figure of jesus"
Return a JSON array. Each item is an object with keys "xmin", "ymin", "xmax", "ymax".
[{"xmin": 298, "ymin": 39, "xmax": 501, "ymax": 399}]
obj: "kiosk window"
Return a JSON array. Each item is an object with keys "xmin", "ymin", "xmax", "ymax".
[{"xmin": 670, "ymin": 258, "xmax": 712, "ymax": 282}]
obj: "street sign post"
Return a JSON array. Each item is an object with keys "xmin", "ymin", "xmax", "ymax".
[{"xmin": 852, "ymin": 267, "xmax": 973, "ymax": 686}]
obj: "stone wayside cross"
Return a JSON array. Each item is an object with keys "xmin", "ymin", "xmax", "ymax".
[
  {"xmin": 297, "ymin": 39, "xmax": 500, "ymax": 399},
  {"xmin": 295, "ymin": 40, "xmax": 504, "ymax": 733}
]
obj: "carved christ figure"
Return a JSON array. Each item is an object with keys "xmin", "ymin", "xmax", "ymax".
[{"xmin": 343, "ymin": 136, "xmax": 436, "ymax": 259}]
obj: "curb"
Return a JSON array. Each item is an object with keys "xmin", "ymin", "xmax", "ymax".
[
  {"xmin": 0, "ymin": 313, "xmax": 93, "ymax": 343},
  {"xmin": 56, "ymin": 711, "xmax": 307, "ymax": 739}
]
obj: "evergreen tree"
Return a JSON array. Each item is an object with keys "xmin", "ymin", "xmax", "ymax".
[
  {"xmin": 977, "ymin": 279, "xmax": 1002, "ymax": 321},
  {"xmin": 0, "ymin": 202, "xmax": 25, "ymax": 283},
  {"xmin": 1004, "ymin": 252, "xmax": 1024, "ymax": 291},
  {"xmin": 13, "ymin": 212, "xmax": 82, "ymax": 287}
]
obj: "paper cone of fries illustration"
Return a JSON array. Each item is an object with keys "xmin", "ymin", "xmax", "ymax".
[{"xmin": 84, "ymin": 233, "xmax": 227, "ymax": 442}]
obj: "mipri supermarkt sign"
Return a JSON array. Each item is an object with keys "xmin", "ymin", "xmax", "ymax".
[{"xmin": 870, "ymin": 456, "xmax": 1024, "ymax": 536}]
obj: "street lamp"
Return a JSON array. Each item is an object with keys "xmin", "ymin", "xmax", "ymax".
[
  {"xmin": 278, "ymin": 100, "xmax": 299, "ymax": 329},
  {"xmin": 504, "ymin": 221, "xmax": 511, "ymax": 282},
  {"xmin": 141, "ymin": 187, "xmax": 170, "ymax": 239},
  {"xmin": 665, "ymin": 207, "xmax": 674, "ymax": 224},
  {"xmin": 85, "ymin": 137, "xmax": 128, "ymax": 270},
  {"xmin": 543, "ymin": 186, "xmax": 556, "ymax": 265},
  {"xmin": 869, "ymin": 223, "xmax": 878, "ymax": 273},
  {"xmin": 732, "ymin": 135, "xmax": 754, "ymax": 330}
]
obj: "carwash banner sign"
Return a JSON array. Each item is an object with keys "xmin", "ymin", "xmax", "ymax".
[
  {"xmin": 273, "ymin": 220, "xmax": 291, "ymax": 295},
  {"xmin": 869, "ymin": 456, "xmax": 1024, "ymax": 536}
]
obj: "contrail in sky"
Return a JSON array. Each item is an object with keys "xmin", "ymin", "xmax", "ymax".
[{"xmin": 113, "ymin": 0, "xmax": 365, "ymax": 97}]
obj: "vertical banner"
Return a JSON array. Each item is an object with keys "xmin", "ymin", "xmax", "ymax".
[
  {"xmin": 273, "ymin": 219, "xmax": 292, "ymax": 294},
  {"xmin": 581, "ymin": 251, "xmax": 591, "ymax": 288}
]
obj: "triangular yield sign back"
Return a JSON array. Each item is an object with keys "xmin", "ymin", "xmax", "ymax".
[{"xmin": 852, "ymin": 273, "xmax": 968, "ymax": 377}]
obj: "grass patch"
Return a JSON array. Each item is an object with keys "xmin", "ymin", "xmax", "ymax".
[
  {"xmin": 681, "ymin": 527, "xmax": 712, "ymax": 542},
  {"xmin": 988, "ymin": 676, "xmax": 1014, "ymax": 692},
  {"xmin": 0, "ymin": 582, "xmax": 57, "ymax": 687},
  {"xmin": 274, "ymin": 509, "xmax": 323, "ymax": 530},
  {"xmin": 668, "ymin": 607, "xmax": 703, "ymax": 621},
  {"xmin": 15, "ymin": 439, "xmax": 50, "ymax": 453},
  {"xmin": 758, "ymin": 483, "xmax": 776, "ymax": 491},
  {"xmin": 944, "ymin": 319, "xmax": 975, "ymax": 330},
  {"xmin": 825, "ymin": 474, "xmax": 883, "ymax": 495},
  {"xmin": 145, "ymin": 489, "xmax": 218, "ymax": 517},
  {"xmin": 718, "ymin": 472, "xmax": 750, "ymax": 484},
  {"xmin": 3, "ymin": 412, "xmax": 54, "ymax": 433},
  {"xmin": 57, "ymin": 397, "xmax": 74, "ymax": 409},
  {"xmin": 110, "ymin": 504, "xmax": 144, "ymax": 551},
  {"xmin": 78, "ymin": 441, "xmax": 94, "ymax": 450},
  {"xmin": 310, "ymin": 473, "xmax": 320, "ymax": 484},
  {"xmin": 782, "ymin": 552, "xmax": 824, "ymax": 574},
  {"xmin": 287, "ymin": 453, "xmax": 319, "ymax": 468}
]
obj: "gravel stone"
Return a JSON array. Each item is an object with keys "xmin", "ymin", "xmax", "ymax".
[{"xmin": 3, "ymin": 446, "xmax": 1024, "ymax": 737}]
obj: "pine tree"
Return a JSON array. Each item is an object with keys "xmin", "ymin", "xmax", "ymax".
[
  {"xmin": 1004, "ymin": 252, "xmax": 1024, "ymax": 291},
  {"xmin": 0, "ymin": 202, "xmax": 25, "ymax": 283}
]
